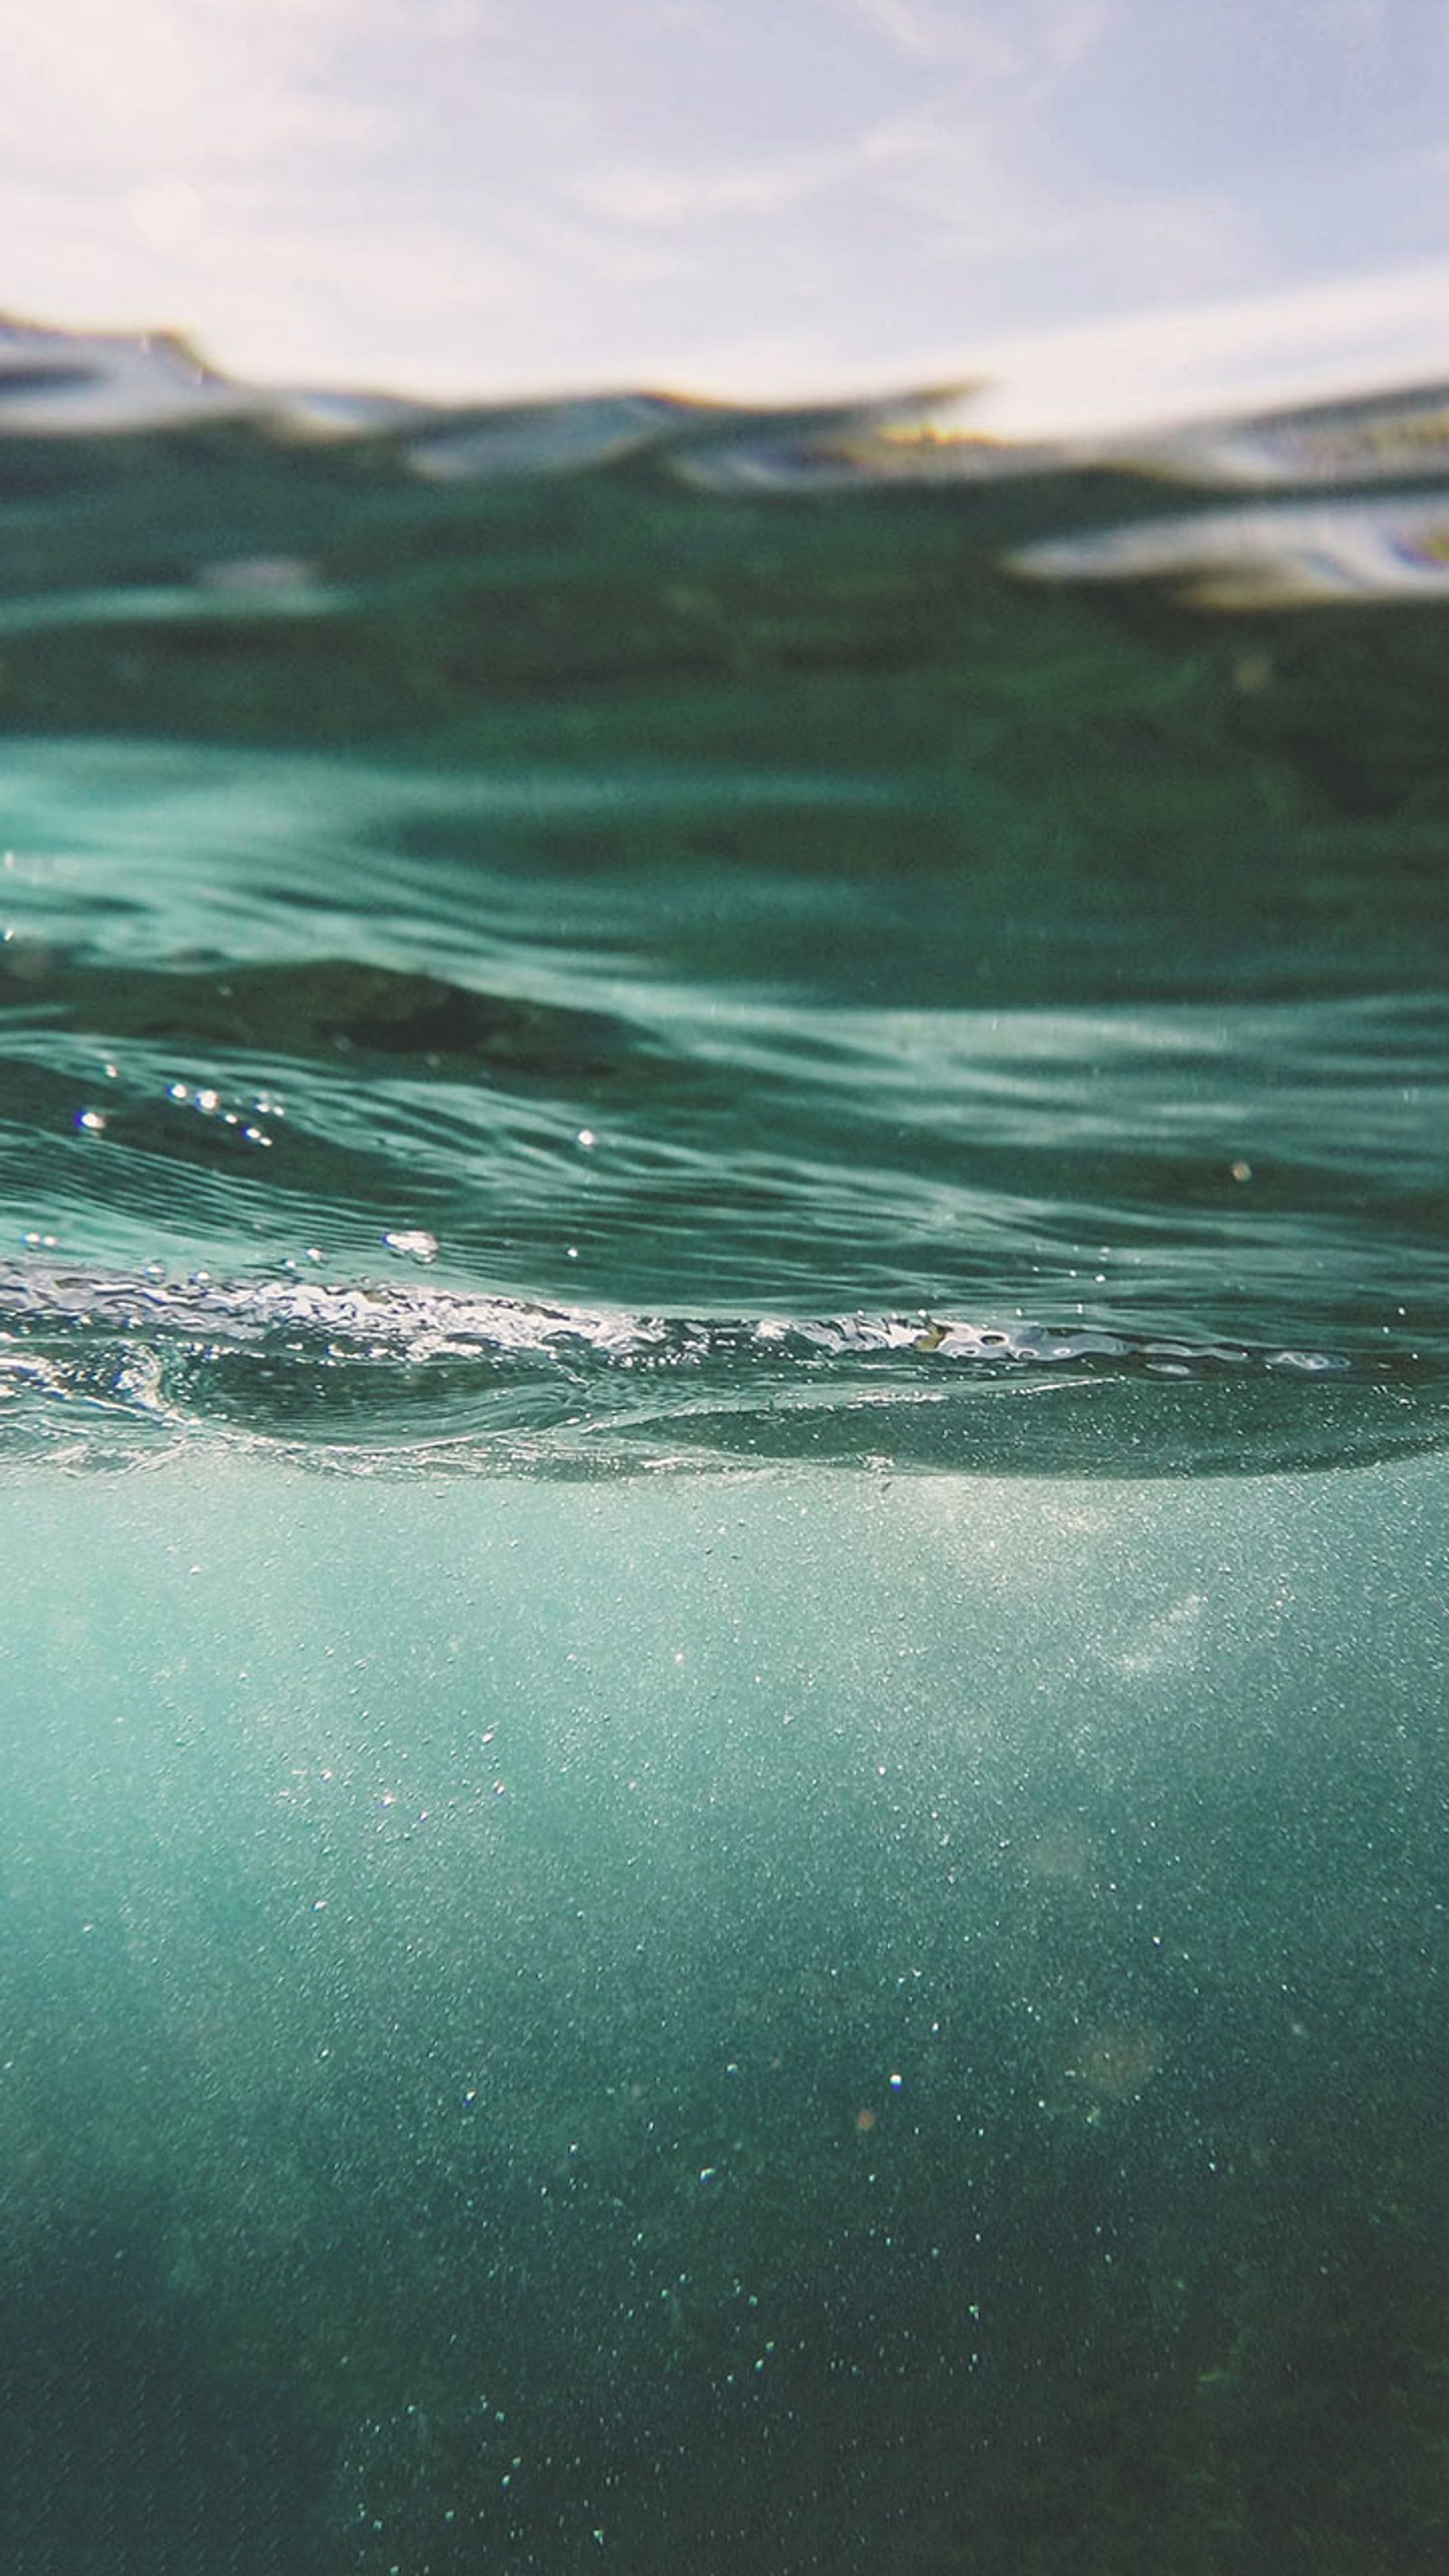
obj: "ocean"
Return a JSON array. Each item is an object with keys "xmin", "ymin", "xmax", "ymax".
[{"xmin": 1, "ymin": 322, "xmax": 1447, "ymax": 2571}]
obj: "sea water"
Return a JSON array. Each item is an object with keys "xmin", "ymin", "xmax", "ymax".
[{"xmin": 0, "ymin": 325, "xmax": 1447, "ymax": 2572}]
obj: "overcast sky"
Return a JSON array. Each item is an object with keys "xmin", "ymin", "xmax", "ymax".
[{"xmin": 2, "ymin": 0, "xmax": 1445, "ymax": 428}]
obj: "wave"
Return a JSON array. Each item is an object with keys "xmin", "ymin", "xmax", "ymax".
[
  {"xmin": 3, "ymin": 1267, "xmax": 1441, "ymax": 1479},
  {"xmin": 1, "ymin": 319, "xmax": 1447, "ymax": 1470}
]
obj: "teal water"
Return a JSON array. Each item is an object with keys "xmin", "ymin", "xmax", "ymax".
[
  {"xmin": 4, "ymin": 1455, "xmax": 1446, "ymax": 2573},
  {"xmin": 1, "ymin": 324, "xmax": 1448, "ymax": 2571}
]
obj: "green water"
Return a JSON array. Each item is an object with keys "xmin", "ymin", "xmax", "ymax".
[
  {"xmin": 3, "ymin": 1448, "xmax": 1445, "ymax": 2571},
  {"xmin": 2, "ymin": 332, "xmax": 1448, "ymax": 2569}
]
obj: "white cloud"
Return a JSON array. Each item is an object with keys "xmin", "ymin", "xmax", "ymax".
[
  {"xmin": 0, "ymin": 169, "xmax": 537, "ymax": 389},
  {"xmin": 1034, "ymin": 0, "xmax": 1118, "ymax": 79},
  {"xmin": 0, "ymin": 0, "xmax": 377, "ymax": 180},
  {"xmin": 843, "ymin": 0, "xmax": 1115, "ymax": 82},
  {"xmin": 948, "ymin": 255, "xmax": 1449, "ymax": 437},
  {"xmin": 843, "ymin": 0, "xmax": 1019, "ymax": 72},
  {"xmin": 506, "ymin": 207, "xmax": 694, "ymax": 292},
  {"xmin": 870, "ymin": 111, "xmax": 1257, "ymax": 297},
  {"xmin": 571, "ymin": 111, "xmax": 933, "ymax": 231},
  {"xmin": 572, "ymin": 157, "xmax": 824, "ymax": 230}
]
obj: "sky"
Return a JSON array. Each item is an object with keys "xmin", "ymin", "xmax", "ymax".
[{"xmin": 1, "ymin": 0, "xmax": 1446, "ymax": 431}]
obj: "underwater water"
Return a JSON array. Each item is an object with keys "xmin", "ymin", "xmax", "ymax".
[{"xmin": 1, "ymin": 321, "xmax": 1447, "ymax": 2571}]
